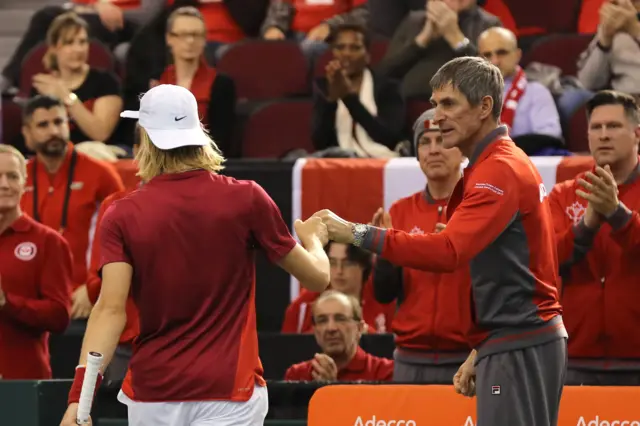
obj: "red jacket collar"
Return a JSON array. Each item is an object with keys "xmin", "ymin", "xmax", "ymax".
[{"xmin": 341, "ymin": 346, "xmax": 369, "ymax": 374}]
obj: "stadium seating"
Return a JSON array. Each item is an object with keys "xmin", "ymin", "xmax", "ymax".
[
  {"xmin": 565, "ymin": 105, "xmax": 590, "ymax": 153},
  {"xmin": 484, "ymin": 0, "xmax": 582, "ymax": 35},
  {"xmin": 18, "ymin": 40, "xmax": 115, "ymax": 97},
  {"xmin": 521, "ymin": 34, "xmax": 593, "ymax": 76},
  {"xmin": 217, "ymin": 41, "xmax": 310, "ymax": 101},
  {"xmin": 241, "ymin": 100, "xmax": 315, "ymax": 158},
  {"xmin": 1, "ymin": 97, "xmax": 21, "ymax": 146}
]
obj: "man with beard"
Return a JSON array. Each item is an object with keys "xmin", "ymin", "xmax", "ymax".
[
  {"xmin": 20, "ymin": 95, "xmax": 124, "ymax": 321},
  {"xmin": 284, "ymin": 290, "xmax": 394, "ymax": 382},
  {"xmin": 0, "ymin": 144, "xmax": 73, "ymax": 380}
]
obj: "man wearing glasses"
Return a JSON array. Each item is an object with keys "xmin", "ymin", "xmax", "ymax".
[{"xmin": 284, "ymin": 290, "xmax": 394, "ymax": 382}]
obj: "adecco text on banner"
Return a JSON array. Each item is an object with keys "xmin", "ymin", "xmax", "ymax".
[{"xmin": 308, "ymin": 385, "xmax": 640, "ymax": 426}]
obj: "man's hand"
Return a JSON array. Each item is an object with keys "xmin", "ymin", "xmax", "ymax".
[
  {"xmin": 294, "ymin": 216, "xmax": 329, "ymax": 247},
  {"xmin": 60, "ymin": 402, "xmax": 91, "ymax": 425},
  {"xmin": 306, "ymin": 23, "xmax": 331, "ymax": 42},
  {"xmin": 415, "ymin": 11, "xmax": 440, "ymax": 47},
  {"xmin": 311, "ymin": 353, "xmax": 338, "ymax": 382},
  {"xmin": 312, "ymin": 210, "xmax": 355, "ymax": 244},
  {"xmin": 453, "ymin": 350, "xmax": 476, "ymax": 397},
  {"xmin": 371, "ymin": 208, "xmax": 393, "ymax": 229},
  {"xmin": 325, "ymin": 60, "xmax": 356, "ymax": 101},
  {"xmin": 264, "ymin": 27, "xmax": 286, "ymax": 40},
  {"xmin": 428, "ymin": 1, "xmax": 463, "ymax": 46},
  {"xmin": 71, "ymin": 285, "xmax": 93, "ymax": 320},
  {"xmin": 435, "ymin": 223, "xmax": 446, "ymax": 233},
  {"xmin": 582, "ymin": 202, "xmax": 603, "ymax": 230},
  {"xmin": 95, "ymin": 2, "xmax": 124, "ymax": 32},
  {"xmin": 618, "ymin": 0, "xmax": 640, "ymax": 35},
  {"xmin": 598, "ymin": 1, "xmax": 633, "ymax": 46},
  {"xmin": 576, "ymin": 165, "xmax": 620, "ymax": 217},
  {"xmin": 0, "ymin": 275, "xmax": 6, "ymax": 309}
]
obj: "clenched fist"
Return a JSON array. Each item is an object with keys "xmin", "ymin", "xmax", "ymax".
[{"xmin": 312, "ymin": 209, "xmax": 355, "ymax": 244}]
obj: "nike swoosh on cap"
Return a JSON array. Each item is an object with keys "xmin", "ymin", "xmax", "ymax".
[{"xmin": 175, "ymin": 116, "xmax": 187, "ymax": 121}]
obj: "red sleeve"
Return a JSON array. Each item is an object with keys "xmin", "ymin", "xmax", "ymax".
[
  {"xmin": 362, "ymin": 161, "xmax": 520, "ymax": 272},
  {"xmin": 97, "ymin": 164, "xmax": 125, "ymax": 202},
  {"xmin": 284, "ymin": 361, "xmax": 313, "ymax": 381},
  {"xmin": 374, "ymin": 358, "xmax": 394, "ymax": 382},
  {"xmin": 608, "ymin": 202, "xmax": 640, "ymax": 252},
  {"xmin": 87, "ymin": 193, "xmax": 120, "ymax": 303},
  {"xmin": 249, "ymin": 182, "xmax": 296, "ymax": 263},
  {"xmin": 1, "ymin": 232, "xmax": 72, "ymax": 333},
  {"xmin": 281, "ymin": 300, "xmax": 301, "ymax": 333},
  {"xmin": 99, "ymin": 203, "xmax": 132, "ymax": 271},
  {"xmin": 578, "ymin": 0, "xmax": 606, "ymax": 34}
]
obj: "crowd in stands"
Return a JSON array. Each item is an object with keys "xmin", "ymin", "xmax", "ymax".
[{"xmin": 1, "ymin": 0, "xmax": 640, "ymax": 390}]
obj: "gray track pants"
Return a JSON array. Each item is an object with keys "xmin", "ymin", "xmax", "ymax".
[{"xmin": 475, "ymin": 338, "xmax": 568, "ymax": 426}]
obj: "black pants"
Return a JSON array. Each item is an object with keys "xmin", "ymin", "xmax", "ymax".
[{"xmin": 2, "ymin": 5, "xmax": 136, "ymax": 86}]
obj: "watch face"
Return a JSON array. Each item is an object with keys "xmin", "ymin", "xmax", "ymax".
[{"xmin": 355, "ymin": 224, "xmax": 367, "ymax": 233}]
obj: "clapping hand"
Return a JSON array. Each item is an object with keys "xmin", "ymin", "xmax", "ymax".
[
  {"xmin": 32, "ymin": 73, "xmax": 70, "ymax": 100},
  {"xmin": 325, "ymin": 60, "xmax": 356, "ymax": 101},
  {"xmin": 576, "ymin": 165, "xmax": 620, "ymax": 218},
  {"xmin": 311, "ymin": 353, "xmax": 338, "ymax": 382},
  {"xmin": 294, "ymin": 216, "xmax": 329, "ymax": 247},
  {"xmin": 371, "ymin": 208, "xmax": 393, "ymax": 229}
]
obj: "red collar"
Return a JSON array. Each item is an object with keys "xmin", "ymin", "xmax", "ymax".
[
  {"xmin": 467, "ymin": 126, "xmax": 511, "ymax": 168},
  {"xmin": 340, "ymin": 346, "xmax": 369, "ymax": 374},
  {"xmin": 33, "ymin": 141, "xmax": 75, "ymax": 179},
  {"xmin": 5, "ymin": 214, "xmax": 34, "ymax": 234}
]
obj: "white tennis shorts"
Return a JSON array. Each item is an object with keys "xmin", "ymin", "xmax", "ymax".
[{"xmin": 117, "ymin": 385, "xmax": 268, "ymax": 426}]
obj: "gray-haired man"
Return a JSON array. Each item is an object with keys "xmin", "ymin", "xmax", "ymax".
[{"xmin": 314, "ymin": 56, "xmax": 567, "ymax": 426}]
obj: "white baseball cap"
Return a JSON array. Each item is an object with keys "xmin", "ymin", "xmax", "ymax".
[{"xmin": 120, "ymin": 84, "xmax": 209, "ymax": 150}]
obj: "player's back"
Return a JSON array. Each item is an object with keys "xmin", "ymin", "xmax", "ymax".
[{"xmin": 106, "ymin": 170, "xmax": 296, "ymax": 402}]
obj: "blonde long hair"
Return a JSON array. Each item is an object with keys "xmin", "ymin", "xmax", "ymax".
[
  {"xmin": 44, "ymin": 12, "xmax": 89, "ymax": 72},
  {"xmin": 135, "ymin": 126, "xmax": 225, "ymax": 181},
  {"xmin": 0, "ymin": 145, "xmax": 28, "ymax": 184}
]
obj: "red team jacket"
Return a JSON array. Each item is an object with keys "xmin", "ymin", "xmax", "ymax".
[
  {"xmin": 374, "ymin": 190, "xmax": 470, "ymax": 362},
  {"xmin": 548, "ymin": 161, "xmax": 640, "ymax": 366},
  {"xmin": 284, "ymin": 346, "xmax": 394, "ymax": 381},
  {"xmin": 362, "ymin": 127, "xmax": 565, "ymax": 360},
  {"xmin": 282, "ymin": 277, "xmax": 395, "ymax": 334}
]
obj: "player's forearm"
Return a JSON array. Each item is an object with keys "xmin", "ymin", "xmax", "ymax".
[
  {"xmin": 78, "ymin": 305, "xmax": 126, "ymax": 372},
  {"xmin": 301, "ymin": 238, "xmax": 331, "ymax": 292},
  {"xmin": 362, "ymin": 227, "xmax": 459, "ymax": 272}
]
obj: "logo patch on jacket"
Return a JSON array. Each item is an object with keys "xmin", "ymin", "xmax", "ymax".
[{"xmin": 566, "ymin": 202, "xmax": 586, "ymax": 224}]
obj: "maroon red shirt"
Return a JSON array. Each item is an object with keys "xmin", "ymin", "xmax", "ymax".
[
  {"xmin": 99, "ymin": 170, "xmax": 296, "ymax": 402},
  {"xmin": 0, "ymin": 214, "xmax": 72, "ymax": 379},
  {"xmin": 284, "ymin": 347, "xmax": 394, "ymax": 381}
]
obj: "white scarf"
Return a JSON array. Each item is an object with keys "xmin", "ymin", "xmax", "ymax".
[{"xmin": 335, "ymin": 69, "xmax": 398, "ymax": 158}]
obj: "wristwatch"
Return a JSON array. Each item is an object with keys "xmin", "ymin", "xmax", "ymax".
[
  {"xmin": 64, "ymin": 92, "xmax": 79, "ymax": 107},
  {"xmin": 351, "ymin": 223, "xmax": 369, "ymax": 247}
]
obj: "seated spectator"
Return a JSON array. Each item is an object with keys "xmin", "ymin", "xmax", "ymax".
[
  {"xmin": 376, "ymin": 0, "xmax": 501, "ymax": 98},
  {"xmin": 577, "ymin": 0, "xmax": 640, "ymax": 96},
  {"xmin": 261, "ymin": 0, "xmax": 368, "ymax": 59},
  {"xmin": 31, "ymin": 13, "xmax": 123, "ymax": 144},
  {"xmin": 284, "ymin": 291, "xmax": 394, "ymax": 381},
  {"xmin": 155, "ymin": 6, "xmax": 236, "ymax": 154},
  {"xmin": 283, "ymin": 242, "xmax": 394, "ymax": 333},
  {"xmin": 368, "ymin": 0, "xmax": 426, "ymax": 39},
  {"xmin": 20, "ymin": 95, "xmax": 124, "ymax": 319},
  {"xmin": 311, "ymin": 24, "xmax": 405, "ymax": 157},
  {"xmin": 1, "ymin": 0, "xmax": 164, "ymax": 92},
  {"xmin": 0, "ymin": 145, "xmax": 73, "ymax": 380},
  {"xmin": 477, "ymin": 27, "xmax": 563, "ymax": 146}
]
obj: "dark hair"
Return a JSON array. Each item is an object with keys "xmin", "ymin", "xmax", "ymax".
[
  {"xmin": 430, "ymin": 56, "xmax": 504, "ymax": 121},
  {"xmin": 325, "ymin": 241, "xmax": 373, "ymax": 282},
  {"xmin": 22, "ymin": 95, "xmax": 64, "ymax": 122},
  {"xmin": 45, "ymin": 12, "xmax": 89, "ymax": 71},
  {"xmin": 586, "ymin": 90, "xmax": 640, "ymax": 125},
  {"xmin": 327, "ymin": 23, "xmax": 371, "ymax": 49}
]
